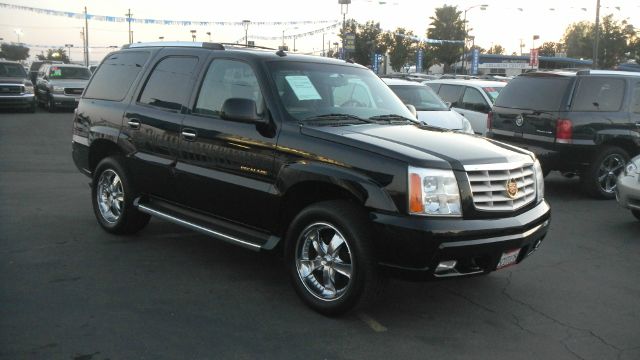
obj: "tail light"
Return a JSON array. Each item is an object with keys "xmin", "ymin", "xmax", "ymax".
[
  {"xmin": 556, "ymin": 119, "xmax": 573, "ymax": 144},
  {"xmin": 487, "ymin": 111, "xmax": 493, "ymax": 130}
]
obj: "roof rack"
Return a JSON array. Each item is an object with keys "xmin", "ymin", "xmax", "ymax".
[
  {"xmin": 123, "ymin": 41, "xmax": 225, "ymax": 50},
  {"xmin": 218, "ymin": 43, "xmax": 277, "ymax": 51}
]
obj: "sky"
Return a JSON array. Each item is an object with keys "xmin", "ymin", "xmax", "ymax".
[{"xmin": 0, "ymin": 0, "xmax": 639, "ymax": 64}]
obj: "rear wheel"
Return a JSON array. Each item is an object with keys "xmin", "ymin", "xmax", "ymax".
[
  {"xmin": 92, "ymin": 156, "xmax": 150, "ymax": 234},
  {"xmin": 632, "ymin": 210, "xmax": 640, "ymax": 222},
  {"xmin": 285, "ymin": 200, "xmax": 379, "ymax": 316},
  {"xmin": 582, "ymin": 146, "xmax": 629, "ymax": 199}
]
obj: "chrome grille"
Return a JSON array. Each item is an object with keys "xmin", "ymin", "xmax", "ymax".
[
  {"xmin": 465, "ymin": 163, "xmax": 536, "ymax": 211},
  {"xmin": 0, "ymin": 85, "xmax": 22, "ymax": 94}
]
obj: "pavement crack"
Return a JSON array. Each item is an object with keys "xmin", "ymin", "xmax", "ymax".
[
  {"xmin": 443, "ymin": 286, "xmax": 496, "ymax": 314},
  {"xmin": 501, "ymin": 272, "xmax": 622, "ymax": 357}
]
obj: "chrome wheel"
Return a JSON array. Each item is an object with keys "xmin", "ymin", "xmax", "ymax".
[
  {"xmin": 295, "ymin": 222, "xmax": 353, "ymax": 301},
  {"xmin": 597, "ymin": 154, "xmax": 626, "ymax": 194},
  {"xmin": 96, "ymin": 169, "xmax": 124, "ymax": 223}
]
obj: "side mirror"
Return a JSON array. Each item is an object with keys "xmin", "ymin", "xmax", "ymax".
[
  {"xmin": 406, "ymin": 104, "xmax": 417, "ymax": 118},
  {"xmin": 221, "ymin": 98, "xmax": 266, "ymax": 124}
]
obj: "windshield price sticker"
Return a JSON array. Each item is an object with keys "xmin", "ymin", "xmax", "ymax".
[
  {"xmin": 50, "ymin": 67, "xmax": 62, "ymax": 77},
  {"xmin": 285, "ymin": 75, "xmax": 322, "ymax": 101}
]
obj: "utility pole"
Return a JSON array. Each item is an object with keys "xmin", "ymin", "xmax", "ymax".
[
  {"xmin": 242, "ymin": 20, "xmax": 250, "ymax": 47},
  {"xmin": 126, "ymin": 9, "xmax": 133, "ymax": 44},
  {"xmin": 339, "ymin": 0, "xmax": 350, "ymax": 59},
  {"xmin": 592, "ymin": 0, "xmax": 600, "ymax": 69},
  {"xmin": 84, "ymin": 6, "xmax": 89, "ymax": 66}
]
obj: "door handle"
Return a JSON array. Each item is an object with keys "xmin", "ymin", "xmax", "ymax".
[
  {"xmin": 181, "ymin": 130, "xmax": 197, "ymax": 141},
  {"xmin": 127, "ymin": 119, "xmax": 141, "ymax": 129}
]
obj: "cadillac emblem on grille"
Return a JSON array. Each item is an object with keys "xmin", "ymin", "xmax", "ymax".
[
  {"xmin": 506, "ymin": 178, "xmax": 519, "ymax": 198},
  {"xmin": 515, "ymin": 114, "xmax": 524, "ymax": 127}
]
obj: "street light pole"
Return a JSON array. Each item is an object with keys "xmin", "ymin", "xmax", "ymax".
[
  {"xmin": 338, "ymin": 0, "xmax": 351, "ymax": 59},
  {"xmin": 242, "ymin": 20, "xmax": 250, "ymax": 47},
  {"xmin": 190, "ymin": 29, "xmax": 197, "ymax": 42},
  {"xmin": 462, "ymin": 4, "xmax": 487, "ymax": 75},
  {"xmin": 592, "ymin": 0, "xmax": 601, "ymax": 69},
  {"xmin": 64, "ymin": 44, "xmax": 73, "ymax": 62},
  {"xmin": 125, "ymin": 9, "xmax": 133, "ymax": 44}
]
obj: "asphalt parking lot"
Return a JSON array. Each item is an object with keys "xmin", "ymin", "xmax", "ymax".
[{"xmin": 1, "ymin": 108, "xmax": 639, "ymax": 360}]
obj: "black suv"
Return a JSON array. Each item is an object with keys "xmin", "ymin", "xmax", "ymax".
[
  {"xmin": 72, "ymin": 42, "xmax": 550, "ymax": 315},
  {"xmin": 488, "ymin": 70, "xmax": 640, "ymax": 198}
]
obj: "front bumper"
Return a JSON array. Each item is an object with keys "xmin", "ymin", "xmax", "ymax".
[
  {"xmin": 51, "ymin": 93, "xmax": 81, "ymax": 108},
  {"xmin": 0, "ymin": 93, "xmax": 35, "ymax": 108},
  {"xmin": 372, "ymin": 200, "xmax": 551, "ymax": 275},
  {"xmin": 615, "ymin": 174, "xmax": 640, "ymax": 211}
]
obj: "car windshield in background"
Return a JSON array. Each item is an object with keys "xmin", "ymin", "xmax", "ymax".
[
  {"xmin": 0, "ymin": 63, "xmax": 27, "ymax": 78},
  {"xmin": 495, "ymin": 76, "xmax": 572, "ymax": 111},
  {"xmin": 482, "ymin": 86, "xmax": 503, "ymax": 103},
  {"xmin": 48, "ymin": 66, "xmax": 91, "ymax": 80},
  {"xmin": 389, "ymin": 85, "xmax": 449, "ymax": 111},
  {"xmin": 267, "ymin": 61, "xmax": 415, "ymax": 122}
]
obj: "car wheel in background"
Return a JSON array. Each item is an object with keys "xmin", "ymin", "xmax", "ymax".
[
  {"xmin": 285, "ymin": 200, "xmax": 380, "ymax": 316},
  {"xmin": 92, "ymin": 156, "xmax": 150, "ymax": 234},
  {"xmin": 582, "ymin": 146, "xmax": 629, "ymax": 199}
]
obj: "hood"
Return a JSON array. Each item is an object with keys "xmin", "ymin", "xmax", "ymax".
[
  {"xmin": 47, "ymin": 79, "xmax": 89, "ymax": 88},
  {"xmin": 0, "ymin": 77, "xmax": 28, "ymax": 85},
  {"xmin": 301, "ymin": 123, "xmax": 533, "ymax": 171},
  {"xmin": 416, "ymin": 109, "xmax": 465, "ymax": 130}
]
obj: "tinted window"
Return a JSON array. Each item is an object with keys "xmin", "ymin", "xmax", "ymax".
[
  {"xmin": 0, "ymin": 63, "xmax": 27, "ymax": 77},
  {"xmin": 438, "ymin": 85, "xmax": 462, "ymax": 106},
  {"xmin": 572, "ymin": 77, "xmax": 625, "ymax": 112},
  {"xmin": 84, "ymin": 51, "xmax": 150, "ymax": 101},
  {"xmin": 462, "ymin": 87, "xmax": 489, "ymax": 112},
  {"xmin": 482, "ymin": 86, "xmax": 503, "ymax": 103},
  {"xmin": 48, "ymin": 66, "xmax": 91, "ymax": 80},
  {"xmin": 633, "ymin": 83, "xmax": 640, "ymax": 114},
  {"xmin": 389, "ymin": 85, "xmax": 448, "ymax": 111},
  {"xmin": 495, "ymin": 76, "xmax": 572, "ymax": 111},
  {"xmin": 139, "ymin": 56, "xmax": 198, "ymax": 111},
  {"xmin": 195, "ymin": 59, "xmax": 264, "ymax": 116},
  {"xmin": 425, "ymin": 83, "xmax": 440, "ymax": 93}
]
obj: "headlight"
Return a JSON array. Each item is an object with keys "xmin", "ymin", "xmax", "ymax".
[
  {"xmin": 408, "ymin": 166, "xmax": 462, "ymax": 216},
  {"xmin": 51, "ymin": 85, "xmax": 65, "ymax": 94},
  {"xmin": 23, "ymin": 84, "xmax": 34, "ymax": 94},
  {"xmin": 534, "ymin": 159, "xmax": 545, "ymax": 202},
  {"xmin": 460, "ymin": 117, "xmax": 474, "ymax": 134}
]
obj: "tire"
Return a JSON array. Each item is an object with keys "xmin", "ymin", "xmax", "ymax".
[
  {"xmin": 285, "ymin": 200, "xmax": 379, "ymax": 316},
  {"xmin": 632, "ymin": 210, "xmax": 640, "ymax": 222},
  {"xmin": 581, "ymin": 146, "xmax": 629, "ymax": 199},
  {"xmin": 92, "ymin": 156, "xmax": 150, "ymax": 234}
]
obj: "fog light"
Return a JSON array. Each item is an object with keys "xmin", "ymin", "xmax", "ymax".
[{"xmin": 435, "ymin": 260, "xmax": 457, "ymax": 274}]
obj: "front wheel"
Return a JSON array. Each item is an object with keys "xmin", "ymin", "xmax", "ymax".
[
  {"xmin": 285, "ymin": 200, "xmax": 379, "ymax": 316},
  {"xmin": 581, "ymin": 146, "xmax": 629, "ymax": 199},
  {"xmin": 92, "ymin": 156, "xmax": 150, "ymax": 234}
]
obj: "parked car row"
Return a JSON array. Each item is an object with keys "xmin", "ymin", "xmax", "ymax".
[{"xmin": 0, "ymin": 60, "xmax": 36, "ymax": 112}]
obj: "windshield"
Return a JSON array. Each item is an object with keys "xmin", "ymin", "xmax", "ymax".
[
  {"xmin": 482, "ymin": 86, "xmax": 503, "ymax": 103},
  {"xmin": 267, "ymin": 61, "xmax": 415, "ymax": 122},
  {"xmin": 388, "ymin": 85, "xmax": 448, "ymax": 111},
  {"xmin": 0, "ymin": 63, "xmax": 27, "ymax": 78},
  {"xmin": 495, "ymin": 76, "xmax": 572, "ymax": 111},
  {"xmin": 48, "ymin": 66, "xmax": 91, "ymax": 80}
]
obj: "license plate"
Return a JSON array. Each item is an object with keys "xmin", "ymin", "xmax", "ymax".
[{"xmin": 497, "ymin": 248, "xmax": 521, "ymax": 270}]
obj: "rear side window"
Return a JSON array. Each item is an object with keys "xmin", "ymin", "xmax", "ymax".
[
  {"xmin": 139, "ymin": 56, "xmax": 199, "ymax": 111},
  {"xmin": 461, "ymin": 87, "xmax": 488, "ymax": 112},
  {"xmin": 438, "ymin": 85, "xmax": 462, "ymax": 106},
  {"xmin": 84, "ymin": 51, "xmax": 150, "ymax": 101},
  {"xmin": 572, "ymin": 77, "xmax": 625, "ymax": 112},
  {"xmin": 495, "ymin": 76, "xmax": 572, "ymax": 111}
]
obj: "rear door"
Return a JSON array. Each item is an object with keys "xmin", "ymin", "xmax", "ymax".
[
  {"xmin": 122, "ymin": 50, "xmax": 204, "ymax": 201},
  {"xmin": 491, "ymin": 75, "xmax": 574, "ymax": 146}
]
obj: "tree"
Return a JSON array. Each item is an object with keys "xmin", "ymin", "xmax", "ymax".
[
  {"xmin": 380, "ymin": 28, "xmax": 416, "ymax": 72},
  {"xmin": 562, "ymin": 21, "xmax": 592, "ymax": 59},
  {"xmin": 336, "ymin": 20, "xmax": 388, "ymax": 66},
  {"xmin": 36, "ymin": 48, "xmax": 70, "ymax": 63},
  {"xmin": 426, "ymin": 5, "xmax": 465, "ymax": 73},
  {"xmin": 0, "ymin": 43, "xmax": 30, "ymax": 61},
  {"xmin": 539, "ymin": 41, "xmax": 560, "ymax": 57},
  {"xmin": 487, "ymin": 44, "xmax": 505, "ymax": 55}
]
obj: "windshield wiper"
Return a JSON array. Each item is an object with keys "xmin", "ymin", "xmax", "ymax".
[
  {"xmin": 368, "ymin": 114, "xmax": 419, "ymax": 124},
  {"xmin": 302, "ymin": 113, "xmax": 373, "ymax": 125}
]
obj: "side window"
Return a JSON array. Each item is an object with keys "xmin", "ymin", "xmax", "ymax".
[
  {"xmin": 437, "ymin": 85, "xmax": 462, "ymax": 107},
  {"xmin": 462, "ymin": 87, "xmax": 489, "ymax": 113},
  {"xmin": 632, "ymin": 82, "xmax": 640, "ymax": 114},
  {"xmin": 425, "ymin": 83, "xmax": 440, "ymax": 93},
  {"xmin": 572, "ymin": 77, "xmax": 625, "ymax": 112},
  {"xmin": 84, "ymin": 51, "xmax": 150, "ymax": 101},
  {"xmin": 195, "ymin": 59, "xmax": 264, "ymax": 116},
  {"xmin": 139, "ymin": 56, "xmax": 198, "ymax": 111}
]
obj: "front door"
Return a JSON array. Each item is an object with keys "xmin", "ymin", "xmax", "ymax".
[{"xmin": 176, "ymin": 57, "xmax": 279, "ymax": 231}]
